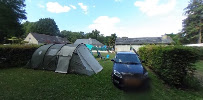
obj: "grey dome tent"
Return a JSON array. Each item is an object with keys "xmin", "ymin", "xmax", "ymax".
[{"xmin": 28, "ymin": 44, "xmax": 103, "ymax": 76}]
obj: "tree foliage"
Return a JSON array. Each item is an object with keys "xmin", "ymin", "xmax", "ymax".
[
  {"xmin": 166, "ymin": 33, "xmax": 182, "ymax": 44},
  {"xmin": 22, "ymin": 21, "xmax": 35, "ymax": 36},
  {"xmin": 61, "ymin": 30, "xmax": 85, "ymax": 43},
  {"xmin": 61, "ymin": 29, "xmax": 117, "ymax": 46},
  {"xmin": 22, "ymin": 18, "xmax": 60, "ymax": 36},
  {"xmin": 0, "ymin": 0, "xmax": 26, "ymax": 43},
  {"xmin": 181, "ymin": 0, "xmax": 203, "ymax": 44}
]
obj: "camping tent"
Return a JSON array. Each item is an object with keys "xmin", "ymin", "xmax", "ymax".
[{"xmin": 28, "ymin": 44, "xmax": 103, "ymax": 76}]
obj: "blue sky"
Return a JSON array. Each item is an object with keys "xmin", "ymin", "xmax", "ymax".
[{"xmin": 25, "ymin": 0, "xmax": 189, "ymax": 37}]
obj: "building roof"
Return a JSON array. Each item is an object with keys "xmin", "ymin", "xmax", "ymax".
[
  {"xmin": 74, "ymin": 38, "xmax": 104, "ymax": 46},
  {"xmin": 115, "ymin": 35, "xmax": 173, "ymax": 45},
  {"xmin": 31, "ymin": 33, "xmax": 70, "ymax": 44}
]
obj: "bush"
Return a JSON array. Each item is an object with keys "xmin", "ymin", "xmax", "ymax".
[
  {"xmin": 190, "ymin": 47, "xmax": 203, "ymax": 60},
  {"xmin": 0, "ymin": 45, "xmax": 39, "ymax": 68},
  {"xmin": 138, "ymin": 45, "xmax": 199, "ymax": 87}
]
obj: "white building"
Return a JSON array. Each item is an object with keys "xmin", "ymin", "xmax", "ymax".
[{"xmin": 115, "ymin": 35, "xmax": 174, "ymax": 52}]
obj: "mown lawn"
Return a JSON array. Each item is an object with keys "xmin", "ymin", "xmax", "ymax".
[
  {"xmin": 0, "ymin": 53, "xmax": 203, "ymax": 100},
  {"xmin": 196, "ymin": 60, "xmax": 203, "ymax": 72},
  {"xmin": 195, "ymin": 60, "xmax": 203, "ymax": 85}
]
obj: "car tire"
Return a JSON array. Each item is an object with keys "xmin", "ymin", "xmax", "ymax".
[
  {"xmin": 111, "ymin": 73, "xmax": 123, "ymax": 90},
  {"xmin": 143, "ymin": 79, "xmax": 150, "ymax": 91}
]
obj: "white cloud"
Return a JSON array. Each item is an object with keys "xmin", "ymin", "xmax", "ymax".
[
  {"xmin": 78, "ymin": 3, "xmax": 88, "ymax": 14},
  {"xmin": 88, "ymin": 13, "xmax": 185, "ymax": 38},
  {"xmin": 88, "ymin": 16, "xmax": 122, "ymax": 36},
  {"xmin": 93, "ymin": 5, "xmax": 96, "ymax": 8},
  {"xmin": 38, "ymin": 4, "xmax": 45, "ymax": 8},
  {"xmin": 46, "ymin": 2, "xmax": 71, "ymax": 13},
  {"xmin": 134, "ymin": 0, "xmax": 176, "ymax": 16},
  {"xmin": 70, "ymin": 5, "xmax": 76, "ymax": 9}
]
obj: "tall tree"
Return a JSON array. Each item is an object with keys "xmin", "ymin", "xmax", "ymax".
[
  {"xmin": 109, "ymin": 33, "xmax": 117, "ymax": 48},
  {"xmin": 166, "ymin": 33, "xmax": 182, "ymax": 44},
  {"xmin": 61, "ymin": 30, "xmax": 84, "ymax": 43},
  {"xmin": 0, "ymin": 0, "xmax": 26, "ymax": 43},
  {"xmin": 92, "ymin": 29, "xmax": 100, "ymax": 39},
  {"xmin": 31, "ymin": 18, "xmax": 60, "ymax": 36},
  {"xmin": 22, "ymin": 21, "xmax": 35, "ymax": 37},
  {"xmin": 182, "ymin": 0, "xmax": 203, "ymax": 44}
]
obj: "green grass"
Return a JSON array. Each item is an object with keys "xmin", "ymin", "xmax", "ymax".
[
  {"xmin": 196, "ymin": 60, "xmax": 203, "ymax": 72},
  {"xmin": 195, "ymin": 60, "xmax": 203, "ymax": 86},
  {"xmin": 0, "ymin": 53, "xmax": 203, "ymax": 100}
]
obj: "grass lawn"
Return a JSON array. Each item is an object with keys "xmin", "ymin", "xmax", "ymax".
[
  {"xmin": 196, "ymin": 60, "xmax": 203, "ymax": 72},
  {"xmin": 195, "ymin": 60, "xmax": 203, "ymax": 85},
  {"xmin": 0, "ymin": 53, "xmax": 203, "ymax": 100}
]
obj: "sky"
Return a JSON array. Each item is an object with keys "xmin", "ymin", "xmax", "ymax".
[{"xmin": 25, "ymin": 0, "xmax": 189, "ymax": 38}]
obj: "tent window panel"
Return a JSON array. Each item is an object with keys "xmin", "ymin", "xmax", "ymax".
[{"xmin": 47, "ymin": 49, "xmax": 58, "ymax": 56}]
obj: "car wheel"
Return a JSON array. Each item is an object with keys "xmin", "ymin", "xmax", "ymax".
[
  {"xmin": 111, "ymin": 73, "xmax": 123, "ymax": 90},
  {"xmin": 143, "ymin": 80, "xmax": 151, "ymax": 91}
]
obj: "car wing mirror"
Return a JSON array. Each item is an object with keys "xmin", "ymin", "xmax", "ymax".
[{"xmin": 142, "ymin": 60, "xmax": 145, "ymax": 63}]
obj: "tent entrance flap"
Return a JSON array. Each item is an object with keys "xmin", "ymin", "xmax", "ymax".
[
  {"xmin": 55, "ymin": 56, "xmax": 71, "ymax": 73},
  {"xmin": 43, "ymin": 44, "xmax": 65, "ymax": 71},
  {"xmin": 55, "ymin": 46, "xmax": 76, "ymax": 73}
]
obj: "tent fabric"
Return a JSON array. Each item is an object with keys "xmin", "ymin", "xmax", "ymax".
[
  {"xmin": 69, "ymin": 53, "xmax": 94, "ymax": 76},
  {"xmin": 31, "ymin": 44, "xmax": 54, "ymax": 69},
  {"xmin": 55, "ymin": 44, "xmax": 76, "ymax": 73},
  {"xmin": 77, "ymin": 45, "xmax": 103, "ymax": 73},
  {"xmin": 29, "ymin": 44, "xmax": 103, "ymax": 76},
  {"xmin": 43, "ymin": 44, "xmax": 65, "ymax": 70},
  {"xmin": 55, "ymin": 56, "xmax": 71, "ymax": 73}
]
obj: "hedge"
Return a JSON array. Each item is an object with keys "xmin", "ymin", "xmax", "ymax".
[
  {"xmin": 0, "ymin": 45, "xmax": 39, "ymax": 68},
  {"xmin": 191, "ymin": 47, "xmax": 203, "ymax": 60},
  {"xmin": 138, "ymin": 45, "xmax": 199, "ymax": 87}
]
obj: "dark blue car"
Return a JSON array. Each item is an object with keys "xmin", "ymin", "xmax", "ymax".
[{"xmin": 111, "ymin": 52, "xmax": 150, "ymax": 90}]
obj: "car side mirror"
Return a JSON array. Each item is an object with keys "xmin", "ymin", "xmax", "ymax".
[
  {"xmin": 142, "ymin": 60, "xmax": 145, "ymax": 63},
  {"xmin": 111, "ymin": 59, "xmax": 115, "ymax": 62}
]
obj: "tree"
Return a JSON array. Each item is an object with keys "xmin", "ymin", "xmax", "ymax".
[
  {"xmin": 97, "ymin": 34, "xmax": 105, "ymax": 45},
  {"xmin": 182, "ymin": 0, "xmax": 203, "ymax": 44},
  {"xmin": 22, "ymin": 21, "xmax": 35, "ymax": 37},
  {"xmin": 92, "ymin": 29, "xmax": 100, "ymax": 39},
  {"xmin": 166, "ymin": 33, "xmax": 182, "ymax": 44},
  {"xmin": 31, "ymin": 18, "xmax": 60, "ymax": 36},
  {"xmin": 60, "ymin": 29, "xmax": 116, "ymax": 45},
  {"xmin": 61, "ymin": 30, "xmax": 85, "ymax": 43},
  {"xmin": 109, "ymin": 33, "xmax": 117, "ymax": 48},
  {"xmin": 0, "ymin": 0, "xmax": 26, "ymax": 43}
]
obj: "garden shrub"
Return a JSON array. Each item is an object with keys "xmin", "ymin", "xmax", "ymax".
[
  {"xmin": 191, "ymin": 47, "xmax": 203, "ymax": 60},
  {"xmin": 0, "ymin": 45, "xmax": 39, "ymax": 68},
  {"xmin": 138, "ymin": 45, "xmax": 199, "ymax": 87}
]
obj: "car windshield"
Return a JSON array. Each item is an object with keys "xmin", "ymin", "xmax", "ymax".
[{"xmin": 115, "ymin": 54, "xmax": 141, "ymax": 64}]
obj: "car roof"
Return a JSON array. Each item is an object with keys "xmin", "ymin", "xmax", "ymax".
[{"xmin": 117, "ymin": 52, "xmax": 136, "ymax": 55}]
